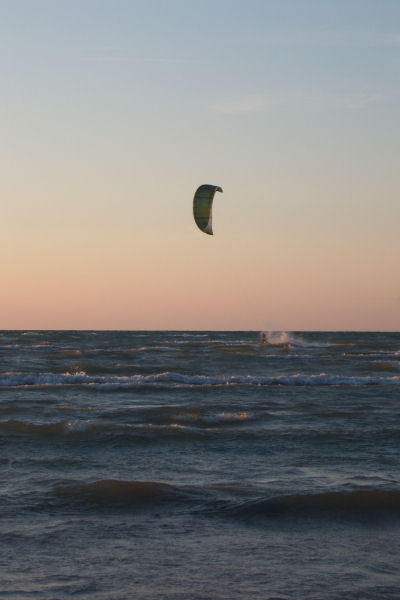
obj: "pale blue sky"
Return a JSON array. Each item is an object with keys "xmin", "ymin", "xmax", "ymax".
[{"xmin": 1, "ymin": 1, "xmax": 399, "ymax": 330}]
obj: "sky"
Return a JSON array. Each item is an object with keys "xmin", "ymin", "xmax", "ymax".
[{"xmin": 1, "ymin": 0, "xmax": 399, "ymax": 330}]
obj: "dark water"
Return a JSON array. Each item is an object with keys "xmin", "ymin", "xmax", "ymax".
[{"xmin": 1, "ymin": 330, "xmax": 400, "ymax": 599}]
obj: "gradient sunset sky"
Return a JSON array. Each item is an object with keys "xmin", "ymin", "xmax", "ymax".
[{"xmin": 2, "ymin": 0, "xmax": 399, "ymax": 330}]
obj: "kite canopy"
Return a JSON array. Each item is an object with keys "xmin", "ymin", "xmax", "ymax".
[{"xmin": 193, "ymin": 184, "xmax": 223, "ymax": 235}]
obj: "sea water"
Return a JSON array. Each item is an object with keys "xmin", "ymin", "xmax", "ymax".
[{"xmin": 1, "ymin": 330, "xmax": 399, "ymax": 599}]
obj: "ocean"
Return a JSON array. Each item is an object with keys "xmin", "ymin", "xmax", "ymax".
[{"xmin": 1, "ymin": 330, "xmax": 399, "ymax": 599}]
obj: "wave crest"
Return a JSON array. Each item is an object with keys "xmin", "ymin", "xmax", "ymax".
[
  {"xmin": 54, "ymin": 479, "xmax": 182, "ymax": 506},
  {"xmin": 1, "ymin": 371, "xmax": 400, "ymax": 389}
]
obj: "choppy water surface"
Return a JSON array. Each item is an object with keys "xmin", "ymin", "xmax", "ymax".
[{"xmin": 1, "ymin": 330, "xmax": 400, "ymax": 599}]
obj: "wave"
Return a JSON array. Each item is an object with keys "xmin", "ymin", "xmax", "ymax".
[
  {"xmin": 0, "ymin": 412, "xmax": 256, "ymax": 440},
  {"xmin": 1, "ymin": 370, "xmax": 400, "ymax": 389},
  {"xmin": 54, "ymin": 479, "xmax": 189, "ymax": 507},
  {"xmin": 0, "ymin": 419, "xmax": 107, "ymax": 437},
  {"xmin": 52, "ymin": 480, "xmax": 400, "ymax": 521},
  {"xmin": 367, "ymin": 361, "xmax": 400, "ymax": 373},
  {"xmin": 0, "ymin": 405, "xmax": 26, "ymax": 415},
  {"xmin": 150, "ymin": 409, "xmax": 253, "ymax": 427},
  {"xmin": 235, "ymin": 489, "xmax": 400, "ymax": 520},
  {"xmin": 3, "ymin": 417, "xmax": 399, "ymax": 447}
]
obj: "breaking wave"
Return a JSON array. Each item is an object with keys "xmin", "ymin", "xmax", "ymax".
[
  {"xmin": 1, "ymin": 370, "xmax": 399, "ymax": 389},
  {"xmin": 260, "ymin": 331, "xmax": 333, "ymax": 348}
]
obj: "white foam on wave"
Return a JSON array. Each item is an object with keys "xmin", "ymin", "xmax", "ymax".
[
  {"xmin": 1, "ymin": 370, "xmax": 400, "ymax": 389},
  {"xmin": 31, "ymin": 343, "xmax": 52, "ymax": 348},
  {"xmin": 0, "ymin": 371, "xmax": 88, "ymax": 387},
  {"xmin": 136, "ymin": 423, "xmax": 193, "ymax": 432},
  {"xmin": 177, "ymin": 333, "xmax": 208, "ymax": 338},
  {"xmin": 1, "ymin": 344, "xmax": 21, "ymax": 349},
  {"xmin": 260, "ymin": 331, "xmax": 332, "ymax": 348},
  {"xmin": 65, "ymin": 419, "xmax": 93, "ymax": 433},
  {"xmin": 137, "ymin": 346, "xmax": 178, "ymax": 353},
  {"xmin": 204, "ymin": 412, "xmax": 253, "ymax": 424}
]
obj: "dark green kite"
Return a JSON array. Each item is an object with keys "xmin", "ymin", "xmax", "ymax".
[{"xmin": 193, "ymin": 184, "xmax": 223, "ymax": 235}]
